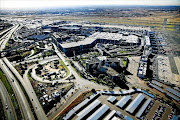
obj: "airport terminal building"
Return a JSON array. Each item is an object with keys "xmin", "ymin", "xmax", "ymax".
[{"xmin": 52, "ymin": 32, "xmax": 140, "ymax": 56}]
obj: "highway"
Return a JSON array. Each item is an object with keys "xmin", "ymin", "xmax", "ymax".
[
  {"xmin": 0, "ymin": 25, "xmax": 14, "ymax": 38},
  {"xmin": 0, "ymin": 59, "xmax": 35, "ymax": 120},
  {"xmin": 3, "ymin": 57, "xmax": 47, "ymax": 120},
  {"xmin": 0, "ymin": 80, "xmax": 17, "ymax": 120},
  {"xmin": 0, "ymin": 24, "xmax": 19, "ymax": 51},
  {"xmin": 12, "ymin": 55, "xmax": 59, "ymax": 66}
]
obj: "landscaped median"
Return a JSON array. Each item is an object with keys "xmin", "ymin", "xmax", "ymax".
[
  {"xmin": 59, "ymin": 60, "xmax": 69, "ymax": 78},
  {"xmin": 67, "ymin": 60, "xmax": 83, "ymax": 78}
]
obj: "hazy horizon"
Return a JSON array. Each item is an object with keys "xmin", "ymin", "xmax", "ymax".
[{"xmin": 0, "ymin": 0, "xmax": 180, "ymax": 10}]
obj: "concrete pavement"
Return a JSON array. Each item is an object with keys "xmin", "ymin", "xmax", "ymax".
[
  {"xmin": 0, "ymin": 80, "xmax": 17, "ymax": 120},
  {"xmin": 0, "ymin": 59, "xmax": 34, "ymax": 120},
  {"xmin": 12, "ymin": 55, "xmax": 58, "ymax": 66},
  {"xmin": 3, "ymin": 57, "xmax": 47, "ymax": 120},
  {"xmin": 0, "ymin": 24, "xmax": 19, "ymax": 51}
]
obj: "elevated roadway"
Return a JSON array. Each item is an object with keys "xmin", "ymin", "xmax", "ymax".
[
  {"xmin": 3, "ymin": 57, "xmax": 47, "ymax": 120},
  {"xmin": 0, "ymin": 59, "xmax": 34, "ymax": 120}
]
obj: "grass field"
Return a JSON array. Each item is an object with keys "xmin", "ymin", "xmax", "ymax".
[
  {"xmin": 60, "ymin": 60, "xmax": 70, "ymax": 77},
  {"xmin": 54, "ymin": 12, "xmax": 180, "ymax": 31}
]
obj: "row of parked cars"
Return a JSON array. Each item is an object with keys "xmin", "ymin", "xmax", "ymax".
[
  {"xmin": 139, "ymin": 101, "xmax": 155, "ymax": 120},
  {"xmin": 152, "ymin": 105, "xmax": 166, "ymax": 120},
  {"xmin": 168, "ymin": 108, "xmax": 175, "ymax": 120}
]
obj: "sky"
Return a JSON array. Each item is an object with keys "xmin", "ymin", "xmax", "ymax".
[{"xmin": 0, "ymin": 0, "xmax": 180, "ymax": 10}]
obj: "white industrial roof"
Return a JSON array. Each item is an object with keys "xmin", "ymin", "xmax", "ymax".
[
  {"xmin": 60, "ymin": 37, "xmax": 95, "ymax": 48},
  {"xmin": 126, "ymin": 93, "xmax": 145, "ymax": 114},
  {"xmin": 60, "ymin": 32, "xmax": 139, "ymax": 49},
  {"xmin": 107, "ymin": 96, "xmax": 116, "ymax": 103},
  {"xmin": 116, "ymin": 96, "xmax": 131, "ymax": 108},
  {"xmin": 111, "ymin": 116, "xmax": 120, "ymax": 120},
  {"xmin": 77, "ymin": 99, "xmax": 101, "ymax": 120},
  {"xmin": 136, "ymin": 98, "xmax": 152, "ymax": 118},
  {"xmin": 104, "ymin": 110, "xmax": 116, "ymax": 120},
  {"xmin": 91, "ymin": 32, "xmax": 139, "ymax": 43},
  {"xmin": 87, "ymin": 104, "xmax": 109, "ymax": 120}
]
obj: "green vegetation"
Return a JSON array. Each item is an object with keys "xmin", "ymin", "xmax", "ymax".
[
  {"xmin": 32, "ymin": 47, "xmax": 41, "ymax": 56},
  {"xmin": 28, "ymin": 69, "xmax": 43, "ymax": 104},
  {"xmin": 39, "ymin": 42, "xmax": 45, "ymax": 48},
  {"xmin": 0, "ymin": 69, "xmax": 22, "ymax": 120},
  {"xmin": 0, "ymin": 98, "xmax": 6, "ymax": 120},
  {"xmin": 60, "ymin": 60, "xmax": 70, "ymax": 77},
  {"xmin": 28, "ymin": 69, "xmax": 34, "ymax": 81},
  {"xmin": 132, "ymin": 86, "xmax": 136, "ymax": 89},
  {"xmin": 119, "ymin": 51, "xmax": 130, "ymax": 53},
  {"xmin": 11, "ymin": 70, "xmax": 37, "ymax": 119},
  {"xmin": 73, "ymin": 67, "xmax": 83, "ymax": 78},
  {"xmin": 122, "ymin": 60, "xmax": 127, "ymax": 67},
  {"xmin": 20, "ymin": 51, "xmax": 31, "ymax": 57},
  {"xmin": 67, "ymin": 60, "xmax": 83, "ymax": 78}
]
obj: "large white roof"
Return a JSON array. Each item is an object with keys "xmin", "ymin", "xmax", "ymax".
[
  {"xmin": 60, "ymin": 32, "xmax": 139, "ymax": 48},
  {"xmin": 60, "ymin": 37, "xmax": 95, "ymax": 48},
  {"xmin": 91, "ymin": 32, "xmax": 139, "ymax": 43}
]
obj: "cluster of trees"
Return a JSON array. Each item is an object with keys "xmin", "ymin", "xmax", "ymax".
[
  {"xmin": 35, "ymin": 64, "xmax": 43, "ymax": 75},
  {"xmin": 19, "ymin": 62, "xmax": 28, "ymax": 74},
  {"xmin": 42, "ymin": 50, "xmax": 56, "ymax": 58}
]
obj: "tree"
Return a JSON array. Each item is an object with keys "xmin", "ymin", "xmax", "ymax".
[
  {"xmin": 91, "ymin": 89, "xmax": 96, "ymax": 93},
  {"xmin": 37, "ymin": 64, "xmax": 43, "ymax": 70},
  {"xmin": 145, "ymin": 88, "xmax": 149, "ymax": 92},
  {"xmin": 132, "ymin": 86, "xmax": 136, "ymax": 90},
  {"xmin": 146, "ymin": 82, "xmax": 149, "ymax": 86},
  {"xmin": 98, "ymin": 74, "xmax": 105, "ymax": 79},
  {"xmin": 103, "ymin": 76, "xmax": 109, "ymax": 83},
  {"xmin": 165, "ymin": 99, "xmax": 171, "ymax": 104}
]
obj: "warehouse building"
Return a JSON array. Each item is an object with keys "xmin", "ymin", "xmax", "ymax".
[
  {"xmin": 126, "ymin": 93, "xmax": 145, "ymax": 114},
  {"xmin": 116, "ymin": 96, "xmax": 131, "ymax": 109},
  {"xmin": 136, "ymin": 98, "xmax": 152, "ymax": 119},
  {"xmin": 87, "ymin": 104, "xmax": 110, "ymax": 120}
]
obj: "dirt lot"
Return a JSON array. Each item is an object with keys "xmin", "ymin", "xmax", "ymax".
[{"xmin": 126, "ymin": 56, "xmax": 143, "ymax": 85}]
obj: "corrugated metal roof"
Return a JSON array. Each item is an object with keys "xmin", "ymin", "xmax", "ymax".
[
  {"xmin": 136, "ymin": 98, "xmax": 152, "ymax": 118},
  {"xmin": 87, "ymin": 104, "xmax": 109, "ymax": 120},
  {"xmin": 77, "ymin": 99, "xmax": 101, "ymax": 120},
  {"xmin": 126, "ymin": 93, "xmax": 145, "ymax": 114},
  {"xmin": 116, "ymin": 96, "xmax": 131, "ymax": 108}
]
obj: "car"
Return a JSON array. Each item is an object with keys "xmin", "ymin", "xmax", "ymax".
[{"xmin": 5, "ymin": 104, "xmax": 8, "ymax": 109}]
